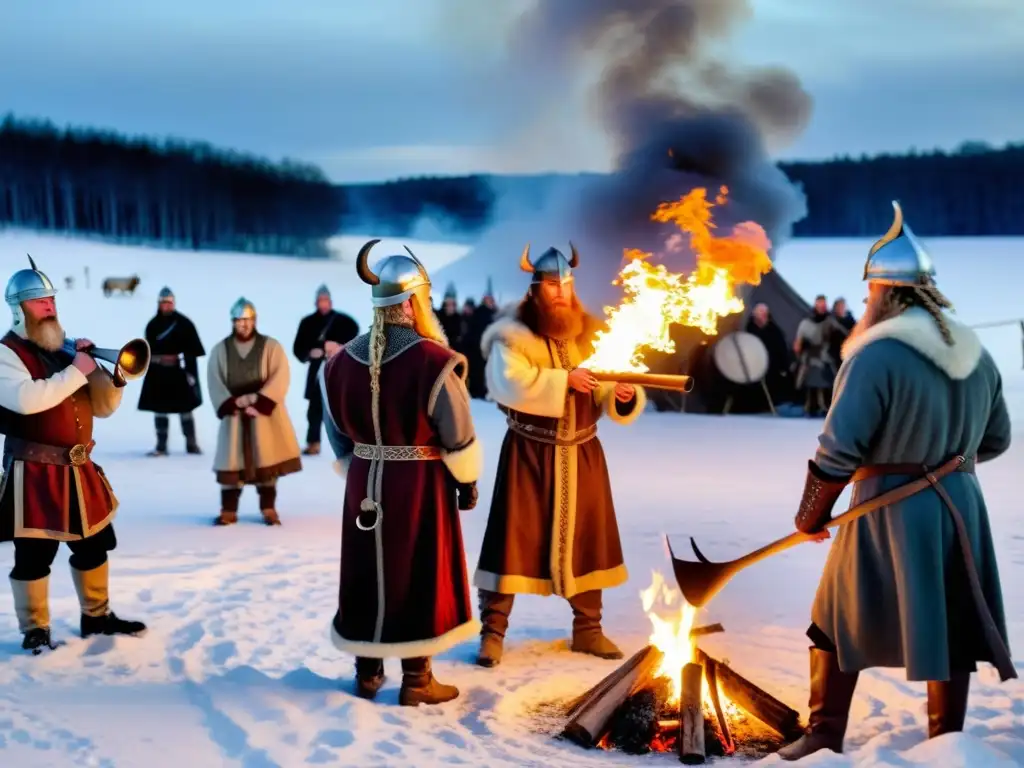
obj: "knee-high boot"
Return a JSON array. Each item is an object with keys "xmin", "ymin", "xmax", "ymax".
[
  {"xmin": 354, "ymin": 657, "xmax": 385, "ymax": 700},
  {"xmin": 181, "ymin": 413, "xmax": 201, "ymax": 454},
  {"xmin": 568, "ymin": 590, "xmax": 623, "ymax": 659},
  {"xmin": 778, "ymin": 648, "xmax": 859, "ymax": 760},
  {"xmin": 216, "ymin": 487, "xmax": 241, "ymax": 525},
  {"xmin": 71, "ymin": 562, "xmax": 147, "ymax": 638},
  {"xmin": 148, "ymin": 415, "xmax": 169, "ymax": 456},
  {"xmin": 10, "ymin": 576, "xmax": 56, "ymax": 652},
  {"xmin": 476, "ymin": 590, "xmax": 514, "ymax": 667}
]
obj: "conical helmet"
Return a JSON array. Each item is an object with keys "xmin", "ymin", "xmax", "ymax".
[
  {"xmin": 355, "ymin": 239, "xmax": 431, "ymax": 307},
  {"xmin": 315, "ymin": 283, "xmax": 331, "ymax": 300},
  {"xmin": 5, "ymin": 255, "xmax": 57, "ymax": 327},
  {"xmin": 863, "ymin": 201, "xmax": 936, "ymax": 286},
  {"xmin": 519, "ymin": 243, "xmax": 580, "ymax": 285},
  {"xmin": 158, "ymin": 286, "xmax": 174, "ymax": 302},
  {"xmin": 230, "ymin": 297, "xmax": 256, "ymax": 320}
]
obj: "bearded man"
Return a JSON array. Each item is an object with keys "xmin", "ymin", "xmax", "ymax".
[
  {"xmin": 207, "ymin": 297, "xmax": 302, "ymax": 526},
  {"xmin": 320, "ymin": 239, "xmax": 481, "ymax": 706},
  {"xmin": 0, "ymin": 257, "xmax": 146, "ymax": 653},
  {"xmin": 779, "ymin": 202, "xmax": 1014, "ymax": 761},
  {"xmin": 473, "ymin": 244, "xmax": 645, "ymax": 668}
]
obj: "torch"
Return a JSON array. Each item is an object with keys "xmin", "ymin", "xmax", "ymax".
[{"xmin": 590, "ymin": 371, "xmax": 694, "ymax": 393}]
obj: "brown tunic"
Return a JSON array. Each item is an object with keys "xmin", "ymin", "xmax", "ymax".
[{"xmin": 474, "ymin": 312, "xmax": 647, "ymax": 599}]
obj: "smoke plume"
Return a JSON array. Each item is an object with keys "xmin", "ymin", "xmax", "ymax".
[{"xmin": 437, "ymin": 0, "xmax": 813, "ymax": 308}]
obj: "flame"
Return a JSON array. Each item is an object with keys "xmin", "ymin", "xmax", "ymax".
[
  {"xmin": 641, "ymin": 570, "xmax": 739, "ymax": 720},
  {"xmin": 581, "ymin": 186, "xmax": 773, "ymax": 373}
]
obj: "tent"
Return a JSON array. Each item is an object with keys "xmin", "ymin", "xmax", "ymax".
[{"xmin": 645, "ymin": 268, "xmax": 812, "ymax": 414}]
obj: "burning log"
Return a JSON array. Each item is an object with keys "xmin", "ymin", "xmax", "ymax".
[
  {"xmin": 689, "ymin": 623, "xmax": 724, "ymax": 638},
  {"xmin": 695, "ymin": 649, "xmax": 802, "ymax": 740},
  {"xmin": 678, "ymin": 662, "xmax": 705, "ymax": 764},
  {"xmin": 562, "ymin": 644, "xmax": 664, "ymax": 747},
  {"xmin": 607, "ymin": 676, "xmax": 673, "ymax": 754},
  {"xmin": 590, "ymin": 371, "xmax": 694, "ymax": 393}
]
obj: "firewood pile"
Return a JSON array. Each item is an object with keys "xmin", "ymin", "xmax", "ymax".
[{"xmin": 560, "ymin": 625, "xmax": 803, "ymax": 762}]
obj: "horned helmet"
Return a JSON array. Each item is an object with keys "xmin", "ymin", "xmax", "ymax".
[
  {"xmin": 519, "ymin": 243, "xmax": 580, "ymax": 286},
  {"xmin": 863, "ymin": 201, "xmax": 936, "ymax": 286},
  {"xmin": 355, "ymin": 239, "xmax": 432, "ymax": 308}
]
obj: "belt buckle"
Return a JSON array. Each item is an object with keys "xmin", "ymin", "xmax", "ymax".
[{"xmin": 68, "ymin": 444, "xmax": 89, "ymax": 466}]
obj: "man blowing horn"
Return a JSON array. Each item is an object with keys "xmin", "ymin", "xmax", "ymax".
[
  {"xmin": 778, "ymin": 202, "xmax": 1014, "ymax": 760},
  {"xmin": 473, "ymin": 243, "xmax": 646, "ymax": 667},
  {"xmin": 0, "ymin": 257, "xmax": 146, "ymax": 653},
  {"xmin": 320, "ymin": 239, "xmax": 481, "ymax": 706}
]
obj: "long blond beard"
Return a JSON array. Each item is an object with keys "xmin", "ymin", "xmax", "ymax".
[{"xmin": 25, "ymin": 315, "xmax": 65, "ymax": 352}]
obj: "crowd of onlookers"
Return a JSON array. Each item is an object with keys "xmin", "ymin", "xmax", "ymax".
[
  {"xmin": 433, "ymin": 286, "xmax": 499, "ymax": 400},
  {"xmin": 745, "ymin": 295, "xmax": 856, "ymax": 417}
]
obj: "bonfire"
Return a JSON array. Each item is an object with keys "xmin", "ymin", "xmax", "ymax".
[{"xmin": 558, "ymin": 189, "xmax": 800, "ymax": 761}]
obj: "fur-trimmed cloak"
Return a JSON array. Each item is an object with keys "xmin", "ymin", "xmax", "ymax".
[
  {"xmin": 473, "ymin": 306, "xmax": 646, "ymax": 599},
  {"xmin": 811, "ymin": 306, "xmax": 1012, "ymax": 680}
]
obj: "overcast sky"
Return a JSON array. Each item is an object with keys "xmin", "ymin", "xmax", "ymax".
[{"xmin": 2, "ymin": 0, "xmax": 1021, "ymax": 182}]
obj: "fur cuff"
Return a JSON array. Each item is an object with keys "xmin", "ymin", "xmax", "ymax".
[
  {"xmin": 605, "ymin": 385, "xmax": 647, "ymax": 425},
  {"xmin": 442, "ymin": 438, "xmax": 483, "ymax": 484},
  {"xmin": 794, "ymin": 460, "xmax": 849, "ymax": 533}
]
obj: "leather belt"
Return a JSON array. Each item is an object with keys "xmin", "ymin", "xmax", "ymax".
[
  {"xmin": 152, "ymin": 354, "xmax": 181, "ymax": 366},
  {"xmin": 4, "ymin": 437, "xmax": 95, "ymax": 466},
  {"xmin": 353, "ymin": 443, "xmax": 441, "ymax": 461},
  {"xmin": 505, "ymin": 413, "xmax": 597, "ymax": 447},
  {"xmin": 851, "ymin": 456, "xmax": 976, "ymax": 483}
]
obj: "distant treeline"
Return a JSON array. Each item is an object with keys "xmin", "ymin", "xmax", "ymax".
[
  {"xmin": 0, "ymin": 114, "xmax": 339, "ymax": 257},
  {"xmin": 1, "ymin": 112, "xmax": 1021, "ymax": 255},
  {"xmin": 342, "ymin": 142, "xmax": 1024, "ymax": 239}
]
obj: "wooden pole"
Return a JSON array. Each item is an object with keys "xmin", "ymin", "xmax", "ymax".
[
  {"xmin": 678, "ymin": 662, "xmax": 705, "ymax": 764},
  {"xmin": 695, "ymin": 649, "xmax": 802, "ymax": 739}
]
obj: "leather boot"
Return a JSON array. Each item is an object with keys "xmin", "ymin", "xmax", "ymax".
[
  {"xmin": 476, "ymin": 590, "xmax": 514, "ymax": 667},
  {"xmin": 778, "ymin": 648, "xmax": 859, "ymax": 761},
  {"xmin": 215, "ymin": 488, "xmax": 240, "ymax": 525},
  {"xmin": 71, "ymin": 562, "xmax": 147, "ymax": 638},
  {"xmin": 182, "ymin": 413, "xmax": 201, "ymax": 454},
  {"xmin": 399, "ymin": 657, "xmax": 459, "ymax": 706},
  {"xmin": 927, "ymin": 672, "xmax": 970, "ymax": 738},
  {"xmin": 10, "ymin": 576, "xmax": 58, "ymax": 653},
  {"xmin": 354, "ymin": 657, "xmax": 385, "ymax": 700},
  {"xmin": 303, "ymin": 442, "xmax": 321, "ymax": 456},
  {"xmin": 147, "ymin": 415, "xmax": 169, "ymax": 456},
  {"xmin": 568, "ymin": 590, "xmax": 623, "ymax": 659},
  {"xmin": 258, "ymin": 485, "xmax": 281, "ymax": 526}
]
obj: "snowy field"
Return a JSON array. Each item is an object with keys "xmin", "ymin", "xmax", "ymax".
[{"xmin": 0, "ymin": 229, "xmax": 1021, "ymax": 767}]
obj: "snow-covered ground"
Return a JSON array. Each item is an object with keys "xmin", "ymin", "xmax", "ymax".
[{"xmin": 0, "ymin": 229, "xmax": 1020, "ymax": 767}]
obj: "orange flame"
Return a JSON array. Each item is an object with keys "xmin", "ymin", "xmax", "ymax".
[{"xmin": 582, "ymin": 186, "xmax": 773, "ymax": 373}]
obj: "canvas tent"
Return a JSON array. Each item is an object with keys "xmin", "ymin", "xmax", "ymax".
[{"xmin": 646, "ymin": 268, "xmax": 812, "ymax": 414}]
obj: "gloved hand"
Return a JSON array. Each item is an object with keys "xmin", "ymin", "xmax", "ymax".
[{"xmin": 457, "ymin": 481, "xmax": 478, "ymax": 510}]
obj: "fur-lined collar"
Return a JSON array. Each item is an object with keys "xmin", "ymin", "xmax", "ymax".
[{"xmin": 841, "ymin": 307, "xmax": 982, "ymax": 380}]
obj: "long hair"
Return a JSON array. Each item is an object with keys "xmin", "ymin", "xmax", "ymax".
[
  {"xmin": 888, "ymin": 280, "xmax": 956, "ymax": 346},
  {"xmin": 367, "ymin": 293, "xmax": 449, "ymax": 397}
]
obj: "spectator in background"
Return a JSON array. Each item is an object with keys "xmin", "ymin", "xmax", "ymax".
[
  {"xmin": 435, "ymin": 283, "xmax": 464, "ymax": 347},
  {"xmin": 794, "ymin": 295, "xmax": 838, "ymax": 417},
  {"xmin": 829, "ymin": 297, "xmax": 856, "ymax": 368},
  {"xmin": 745, "ymin": 302, "xmax": 795, "ymax": 406}
]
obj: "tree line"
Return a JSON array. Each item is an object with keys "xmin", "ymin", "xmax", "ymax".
[
  {"xmin": 1, "ymin": 111, "xmax": 1020, "ymax": 253},
  {"xmin": 341, "ymin": 141, "xmax": 1024, "ymax": 239},
  {"xmin": 0, "ymin": 114, "xmax": 339, "ymax": 257}
]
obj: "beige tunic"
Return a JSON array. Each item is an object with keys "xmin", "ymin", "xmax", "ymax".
[{"xmin": 207, "ymin": 333, "xmax": 302, "ymax": 485}]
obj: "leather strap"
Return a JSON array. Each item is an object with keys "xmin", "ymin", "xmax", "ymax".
[{"xmin": 4, "ymin": 437, "xmax": 95, "ymax": 466}]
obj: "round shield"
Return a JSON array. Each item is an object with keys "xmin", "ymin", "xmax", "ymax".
[{"xmin": 712, "ymin": 331, "xmax": 769, "ymax": 384}]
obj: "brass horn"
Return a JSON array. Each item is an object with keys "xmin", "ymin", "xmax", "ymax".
[
  {"xmin": 519, "ymin": 244, "xmax": 532, "ymax": 274},
  {"xmin": 87, "ymin": 338, "xmax": 151, "ymax": 388},
  {"xmin": 568, "ymin": 241, "xmax": 580, "ymax": 268}
]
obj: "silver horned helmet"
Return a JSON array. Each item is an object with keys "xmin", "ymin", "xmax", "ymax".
[
  {"xmin": 5, "ymin": 255, "xmax": 57, "ymax": 328},
  {"xmin": 355, "ymin": 239, "xmax": 432, "ymax": 307},
  {"xmin": 519, "ymin": 243, "xmax": 580, "ymax": 285},
  {"xmin": 230, "ymin": 297, "xmax": 256, "ymax": 321},
  {"xmin": 863, "ymin": 201, "xmax": 936, "ymax": 286}
]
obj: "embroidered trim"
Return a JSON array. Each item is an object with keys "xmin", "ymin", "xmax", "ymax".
[{"xmin": 353, "ymin": 443, "xmax": 442, "ymax": 461}]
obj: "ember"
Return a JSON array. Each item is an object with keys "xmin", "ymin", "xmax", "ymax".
[{"xmin": 561, "ymin": 572, "xmax": 802, "ymax": 760}]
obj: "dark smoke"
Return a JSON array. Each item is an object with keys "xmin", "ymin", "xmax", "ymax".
[{"xmin": 437, "ymin": 0, "xmax": 813, "ymax": 309}]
